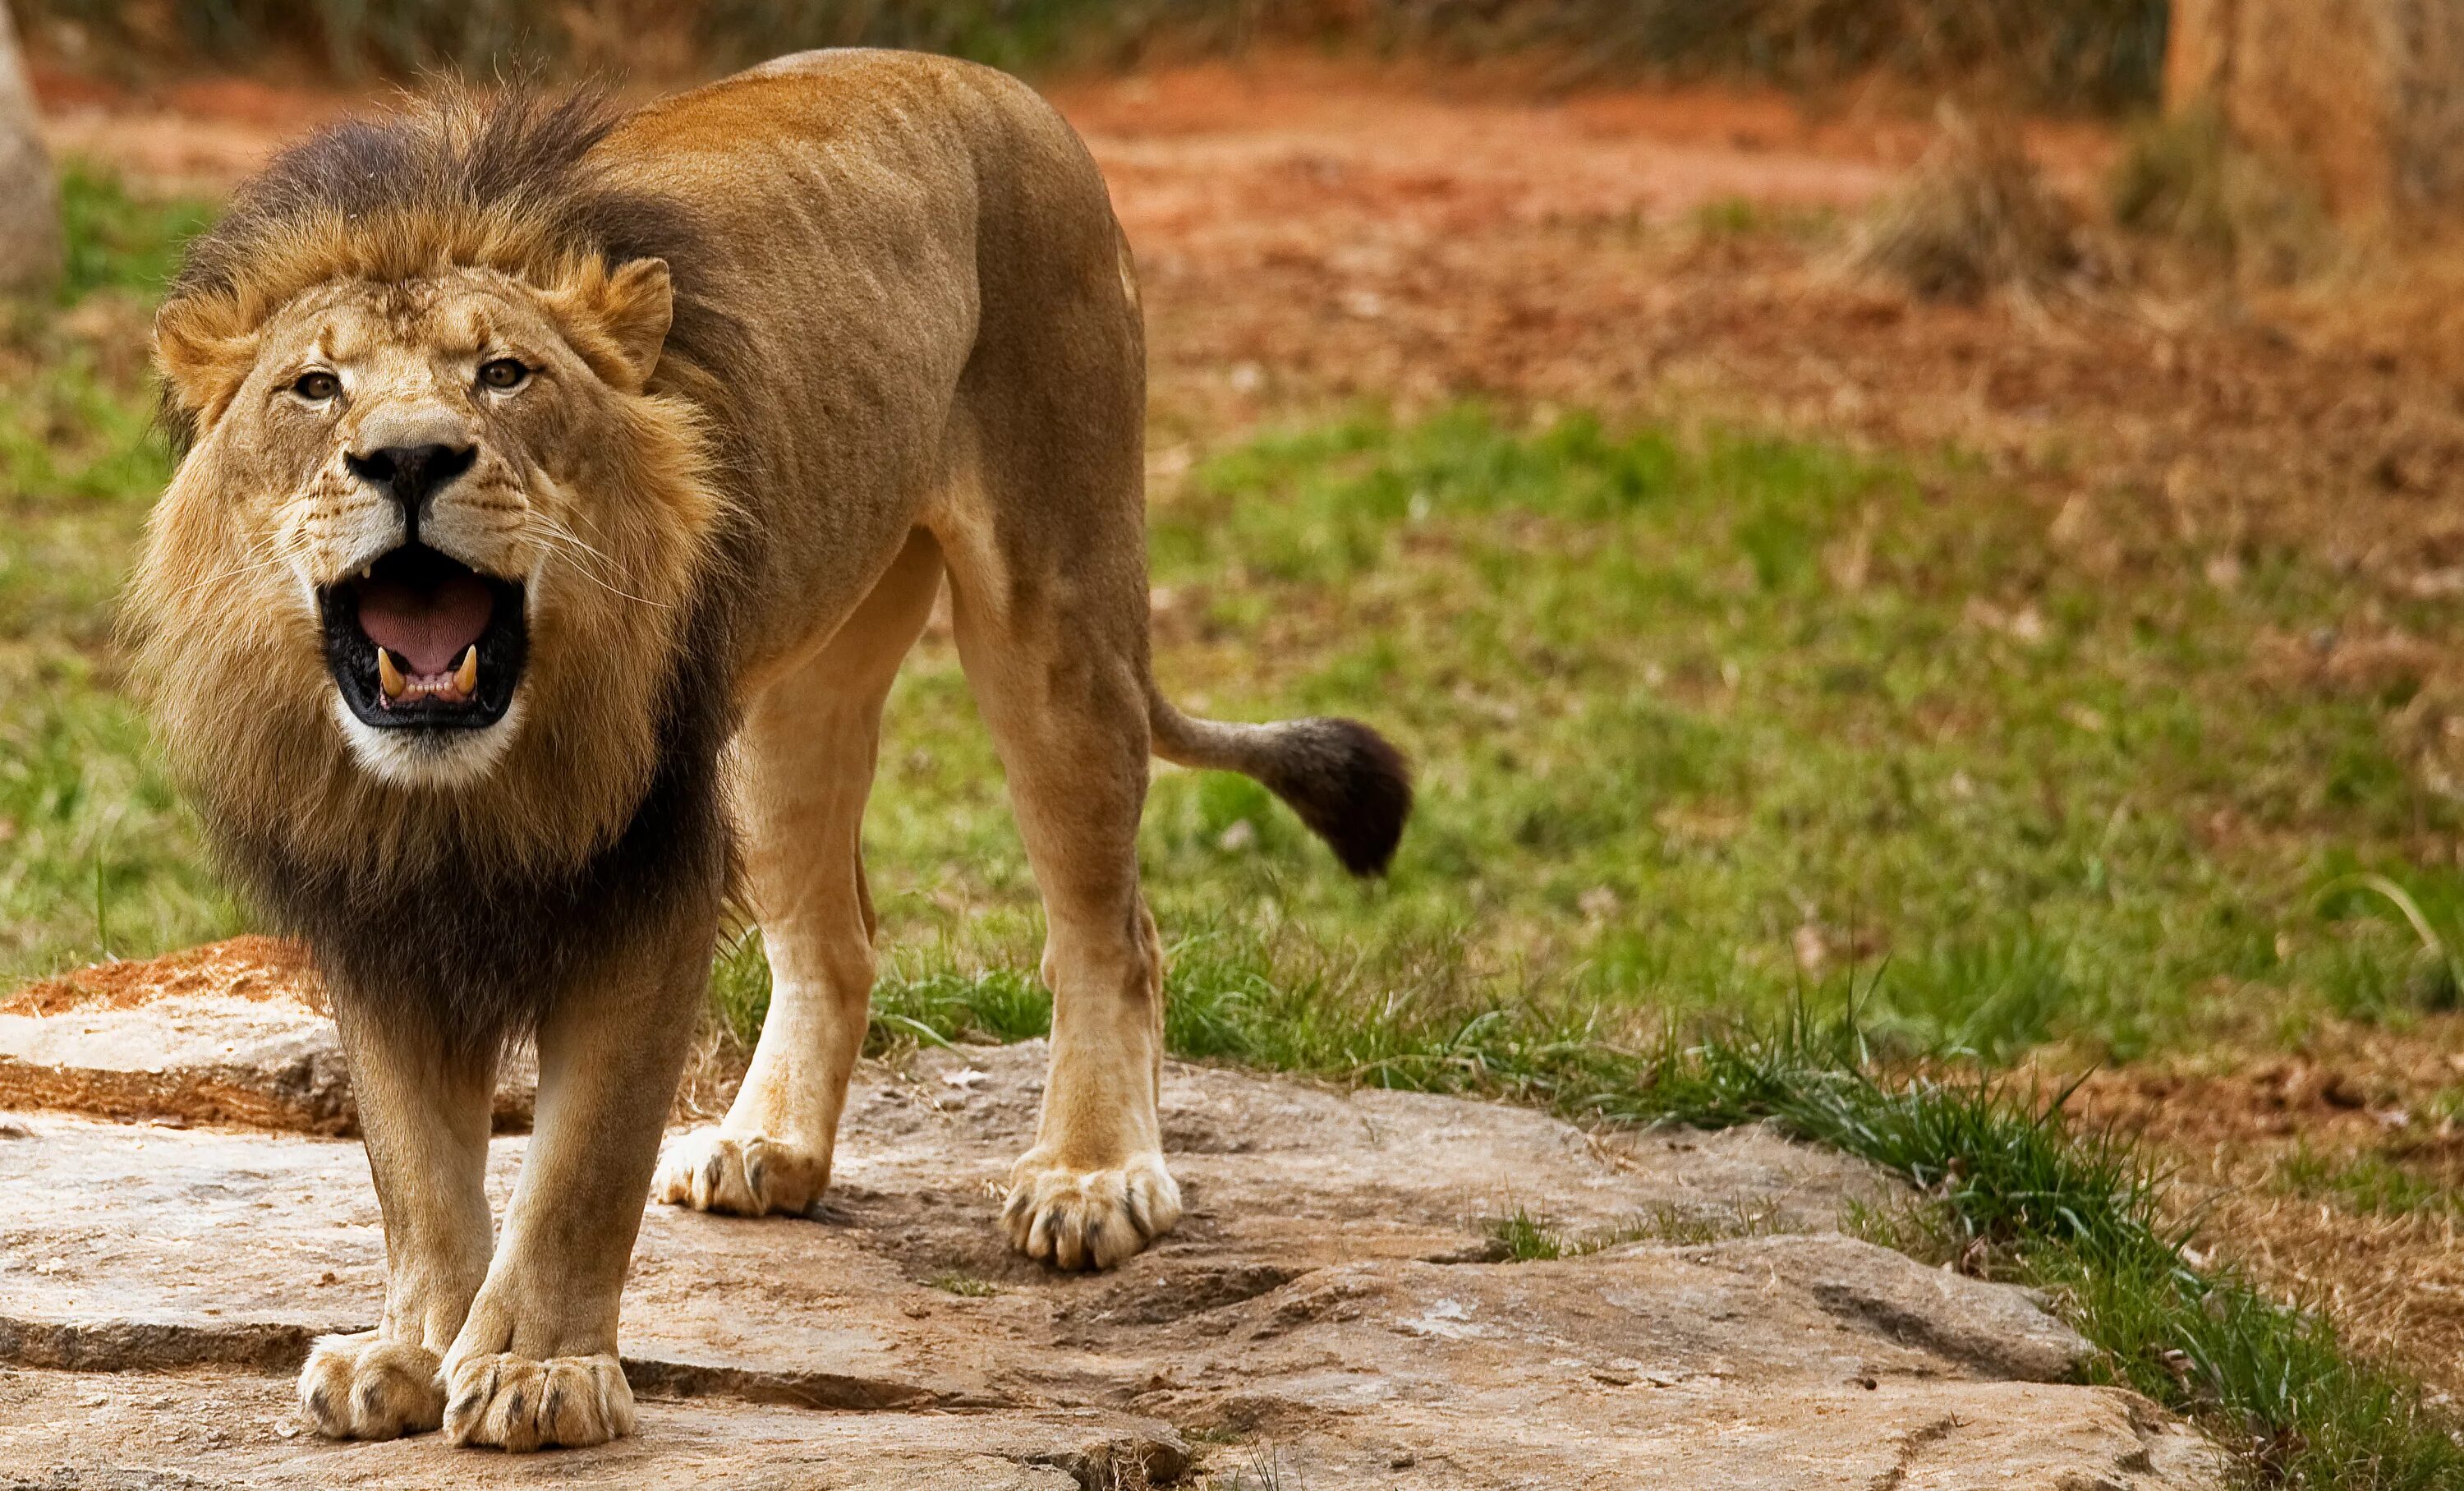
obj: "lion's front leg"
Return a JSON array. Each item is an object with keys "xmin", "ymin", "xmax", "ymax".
[
  {"xmin": 440, "ymin": 927, "xmax": 709, "ymax": 1451},
  {"xmin": 301, "ymin": 1002, "xmax": 496, "ymax": 1441}
]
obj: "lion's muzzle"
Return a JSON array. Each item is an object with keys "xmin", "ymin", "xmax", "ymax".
[{"xmin": 319, "ymin": 543, "xmax": 527, "ymax": 731}]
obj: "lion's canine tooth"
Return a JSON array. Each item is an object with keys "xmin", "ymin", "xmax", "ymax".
[
  {"xmin": 377, "ymin": 648, "xmax": 406, "ymax": 702},
  {"xmin": 453, "ymin": 646, "xmax": 479, "ymax": 696}
]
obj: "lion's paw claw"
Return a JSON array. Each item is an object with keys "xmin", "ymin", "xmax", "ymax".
[
  {"xmin": 1002, "ymin": 1151, "xmax": 1181, "ymax": 1270},
  {"xmin": 442, "ymin": 1349, "xmax": 633, "ymax": 1451},
  {"xmin": 299, "ymin": 1331, "xmax": 444, "ymax": 1441},
  {"xmin": 654, "ymin": 1128, "xmax": 825, "ymax": 1217}
]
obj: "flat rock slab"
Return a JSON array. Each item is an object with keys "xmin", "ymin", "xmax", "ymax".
[
  {"xmin": 0, "ymin": 1368, "xmax": 1174, "ymax": 1489},
  {"xmin": 0, "ymin": 939, "xmax": 531, "ymax": 1133},
  {"xmin": 0, "ymin": 1040, "xmax": 2223, "ymax": 1488}
]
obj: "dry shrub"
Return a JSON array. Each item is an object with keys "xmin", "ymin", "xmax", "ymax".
[
  {"xmin": 1372, "ymin": 0, "xmax": 2168, "ymax": 110},
  {"xmin": 1849, "ymin": 102, "xmax": 2083, "ymax": 303},
  {"xmin": 2108, "ymin": 99, "xmax": 2339, "ymax": 284}
]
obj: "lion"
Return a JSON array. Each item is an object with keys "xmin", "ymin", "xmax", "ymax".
[{"xmin": 127, "ymin": 51, "xmax": 1410, "ymax": 1452}]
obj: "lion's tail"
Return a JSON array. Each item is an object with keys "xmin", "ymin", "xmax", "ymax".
[{"xmin": 1147, "ymin": 696, "xmax": 1413, "ymax": 877}]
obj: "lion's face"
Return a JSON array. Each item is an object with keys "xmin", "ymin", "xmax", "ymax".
[
  {"xmin": 136, "ymin": 255, "xmax": 723, "ymax": 868},
  {"xmin": 233, "ymin": 274, "xmax": 594, "ymax": 781}
]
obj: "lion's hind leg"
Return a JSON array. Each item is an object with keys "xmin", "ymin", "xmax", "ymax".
[
  {"xmin": 655, "ymin": 531, "xmax": 943, "ymax": 1218},
  {"xmin": 920, "ymin": 163, "xmax": 1184, "ymax": 1267},
  {"xmin": 931, "ymin": 498, "xmax": 1183, "ymax": 1272}
]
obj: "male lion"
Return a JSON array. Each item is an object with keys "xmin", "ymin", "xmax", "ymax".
[{"xmin": 128, "ymin": 52, "xmax": 1409, "ymax": 1451}]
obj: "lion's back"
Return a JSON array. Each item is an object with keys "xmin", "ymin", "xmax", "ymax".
[
  {"xmin": 589, "ymin": 51, "xmax": 1135, "ymax": 668},
  {"xmin": 597, "ymin": 49, "xmax": 1101, "ymax": 256}
]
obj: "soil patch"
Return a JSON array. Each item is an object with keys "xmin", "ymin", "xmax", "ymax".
[{"xmin": 1, "ymin": 936, "xmax": 319, "ymax": 1016}]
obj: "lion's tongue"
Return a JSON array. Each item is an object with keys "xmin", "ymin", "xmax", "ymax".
[{"xmin": 356, "ymin": 573, "xmax": 492, "ymax": 677}]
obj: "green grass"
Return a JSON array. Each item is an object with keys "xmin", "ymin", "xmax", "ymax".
[
  {"xmin": 2278, "ymin": 1147, "xmax": 2457, "ymax": 1220},
  {"xmin": 1483, "ymin": 1205, "xmax": 1565, "ymax": 1261},
  {"xmin": 0, "ymin": 168, "xmax": 232, "ymax": 978},
  {"xmin": 803, "ymin": 403, "xmax": 2464, "ymax": 1068},
  {"xmin": 54, "ymin": 166, "xmax": 218, "ymax": 305}
]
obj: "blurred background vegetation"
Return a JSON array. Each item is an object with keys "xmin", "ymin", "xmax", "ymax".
[{"xmin": 20, "ymin": 0, "xmax": 2170, "ymax": 109}]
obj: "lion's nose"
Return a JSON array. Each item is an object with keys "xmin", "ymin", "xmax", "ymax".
[{"xmin": 346, "ymin": 443, "xmax": 476, "ymax": 540}]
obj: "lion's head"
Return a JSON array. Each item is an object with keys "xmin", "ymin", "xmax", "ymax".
[{"xmin": 129, "ymin": 90, "xmax": 733, "ymax": 891}]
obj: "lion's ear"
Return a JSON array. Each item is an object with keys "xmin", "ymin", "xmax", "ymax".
[
  {"xmin": 154, "ymin": 297, "xmax": 261, "ymax": 427},
  {"xmin": 550, "ymin": 257, "xmax": 673, "ymax": 393}
]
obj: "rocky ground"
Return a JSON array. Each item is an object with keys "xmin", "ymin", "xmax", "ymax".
[{"xmin": 0, "ymin": 943, "xmax": 2221, "ymax": 1487}]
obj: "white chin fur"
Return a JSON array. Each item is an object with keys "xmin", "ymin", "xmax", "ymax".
[{"xmin": 330, "ymin": 692, "xmax": 524, "ymax": 789}]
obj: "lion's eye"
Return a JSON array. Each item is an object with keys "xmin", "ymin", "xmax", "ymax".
[
  {"xmin": 478, "ymin": 357, "xmax": 530, "ymax": 391},
  {"xmin": 292, "ymin": 370, "xmax": 340, "ymax": 402}
]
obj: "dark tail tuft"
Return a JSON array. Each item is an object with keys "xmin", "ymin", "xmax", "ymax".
[{"xmin": 1253, "ymin": 718, "xmax": 1414, "ymax": 877}]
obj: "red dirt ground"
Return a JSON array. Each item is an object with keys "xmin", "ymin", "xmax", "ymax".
[
  {"xmin": 30, "ymin": 56, "xmax": 1972, "ymax": 201},
  {"xmin": 0, "ymin": 935, "xmax": 320, "ymax": 1015}
]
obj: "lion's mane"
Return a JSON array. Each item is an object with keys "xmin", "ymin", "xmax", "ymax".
[{"xmin": 130, "ymin": 89, "xmax": 753, "ymax": 1048}]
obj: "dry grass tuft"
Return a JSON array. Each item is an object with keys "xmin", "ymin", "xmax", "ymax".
[
  {"xmin": 1849, "ymin": 102, "xmax": 2083, "ymax": 304},
  {"xmin": 2063, "ymin": 1029, "xmax": 2464, "ymax": 1403}
]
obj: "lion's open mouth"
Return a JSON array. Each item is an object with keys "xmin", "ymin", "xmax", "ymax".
[{"xmin": 319, "ymin": 545, "xmax": 526, "ymax": 730}]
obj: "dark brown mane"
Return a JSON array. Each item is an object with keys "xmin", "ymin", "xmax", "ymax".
[{"xmin": 221, "ymin": 648, "xmax": 739, "ymax": 1056}]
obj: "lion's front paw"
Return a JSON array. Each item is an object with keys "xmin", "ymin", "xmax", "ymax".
[
  {"xmin": 653, "ymin": 1127, "xmax": 826, "ymax": 1217},
  {"xmin": 442, "ymin": 1350, "xmax": 634, "ymax": 1451},
  {"xmin": 1002, "ymin": 1150, "xmax": 1182, "ymax": 1270},
  {"xmin": 299, "ymin": 1331, "xmax": 444, "ymax": 1441}
]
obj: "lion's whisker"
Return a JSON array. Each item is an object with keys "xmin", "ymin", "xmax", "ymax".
[
  {"xmin": 531, "ymin": 515, "xmax": 625, "ymax": 576},
  {"xmin": 162, "ymin": 542, "xmax": 301, "ymax": 605},
  {"xmin": 530, "ymin": 521, "xmax": 670, "ymax": 610}
]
